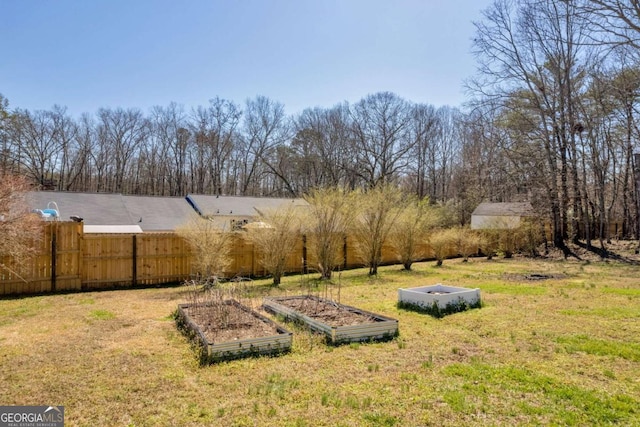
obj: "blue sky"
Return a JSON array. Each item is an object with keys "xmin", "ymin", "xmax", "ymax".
[{"xmin": 1, "ymin": 0, "xmax": 493, "ymax": 117}]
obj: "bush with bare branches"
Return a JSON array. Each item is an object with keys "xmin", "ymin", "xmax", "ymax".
[
  {"xmin": 388, "ymin": 196, "xmax": 439, "ymax": 270},
  {"xmin": 0, "ymin": 174, "xmax": 42, "ymax": 279},
  {"xmin": 479, "ymin": 229, "xmax": 500, "ymax": 260},
  {"xmin": 245, "ymin": 205, "xmax": 302, "ymax": 285},
  {"xmin": 303, "ymin": 187, "xmax": 355, "ymax": 280},
  {"xmin": 352, "ymin": 185, "xmax": 405, "ymax": 276},
  {"xmin": 429, "ymin": 228, "xmax": 456, "ymax": 266},
  {"xmin": 176, "ymin": 215, "xmax": 232, "ymax": 283},
  {"xmin": 452, "ymin": 226, "xmax": 482, "ymax": 262}
]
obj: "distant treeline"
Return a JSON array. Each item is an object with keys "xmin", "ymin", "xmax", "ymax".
[{"xmin": 3, "ymin": 1, "xmax": 640, "ymax": 246}]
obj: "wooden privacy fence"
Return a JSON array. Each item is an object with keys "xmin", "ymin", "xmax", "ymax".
[
  {"xmin": 1, "ymin": 222, "xmax": 451, "ymax": 296},
  {"xmin": 82, "ymin": 233, "xmax": 192, "ymax": 290},
  {"xmin": 0, "ymin": 222, "xmax": 83, "ymax": 295},
  {"xmin": 0, "ymin": 223, "xmax": 193, "ymax": 296}
]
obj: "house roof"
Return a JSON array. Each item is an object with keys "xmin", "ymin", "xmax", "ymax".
[
  {"xmin": 186, "ymin": 194, "xmax": 307, "ymax": 217},
  {"xmin": 471, "ymin": 202, "xmax": 534, "ymax": 217},
  {"xmin": 27, "ymin": 192, "xmax": 195, "ymax": 231},
  {"xmin": 27, "ymin": 192, "xmax": 133, "ymax": 226},
  {"xmin": 27, "ymin": 191, "xmax": 308, "ymax": 232},
  {"xmin": 121, "ymin": 195, "xmax": 196, "ymax": 231}
]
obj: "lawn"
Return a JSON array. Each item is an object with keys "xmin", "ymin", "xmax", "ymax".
[{"xmin": 0, "ymin": 257, "xmax": 639, "ymax": 426}]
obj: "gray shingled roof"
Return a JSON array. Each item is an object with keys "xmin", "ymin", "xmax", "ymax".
[
  {"xmin": 186, "ymin": 194, "xmax": 307, "ymax": 217},
  {"xmin": 28, "ymin": 192, "xmax": 196, "ymax": 231},
  {"xmin": 27, "ymin": 192, "xmax": 307, "ymax": 231},
  {"xmin": 27, "ymin": 191, "xmax": 133, "ymax": 225},
  {"xmin": 471, "ymin": 202, "xmax": 534, "ymax": 217},
  {"xmin": 122, "ymin": 195, "xmax": 196, "ymax": 231}
]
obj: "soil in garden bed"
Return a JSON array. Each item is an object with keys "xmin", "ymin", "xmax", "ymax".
[
  {"xmin": 182, "ymin": 304, "xmax": 279, "ymax": 344},
  {"xmin": 275, "ymin": 296, "xmax": 378, "ymax": 327}
]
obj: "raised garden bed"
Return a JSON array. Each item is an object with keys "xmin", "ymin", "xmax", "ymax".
[
  {"xmin": 262, "ymin": 295, "xmax": 398, "ymax": 345},
  {"xmin": 398, "ymin": 284, "xmax": 481, "ymax": 318},
  {"xmin": 175, "ymin": 299, "xmax": 292, "ymax": 364}
]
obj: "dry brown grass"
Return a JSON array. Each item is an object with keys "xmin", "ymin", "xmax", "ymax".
[{"xmin": 0, "ymin": 257, "xmax": 639, "ymax": 426}]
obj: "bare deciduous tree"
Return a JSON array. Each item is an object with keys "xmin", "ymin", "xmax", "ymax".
[
  {"xmin": 0, "ymin": 94, "xmax": 15, "ymax": 173},
  {"xmin": 189, "ymin": 98, "xmax": 241, "ymax": 195},
  {"xmin": 240, "ymin": 96, "xmax": 289, "ymax": 196},
  {"xmin": 149, "ymin": 103, "xmax": 187, "ymax": 196},
  {"xmin": 97, "ymin": 107, "xmax": 148, "ymax": 193},
  {"xmin": 471, "ymin": 0, "xmax": 593, "ymax": 250},
  {"xmin": 10, "ymin": 108, "xmax": 61, "ymax": 187},
  {"xmin": 350, "ymin": 92, "xmax": 414, "ymax": 187},
  {"xmin": 407, "ymin": 103, "xmax": 439, "ymax": 199},
  {"xmin": 581, "ymin": 0, "xmax": 640, "ymax": 49},
  {"xmin": 293, "ymin": 104, "xmax": 354, "ymax": 192}
]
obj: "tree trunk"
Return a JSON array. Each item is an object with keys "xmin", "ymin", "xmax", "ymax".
[{"xmin": 634, "ymin": 154, "xmax": 640, "ymax": 252}]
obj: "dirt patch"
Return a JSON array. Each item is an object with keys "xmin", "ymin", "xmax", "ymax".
[
  {"xmin": 273, "ymin": 296, "xmax": 378, "ymax": 327},
  {"xmin": 504, "ymin": 273, "xmax": 567, "ymax": 282},
  {"xmin": 531, "ymin": 240, "xmax": 640, "ymax": 263},
  {"xmin": 181, "ymin": 303, "xmax": 279, "ymax": 343},
  {"xmin": 523, "ymin": 273, "xmax": 562, "ymax": 281}
]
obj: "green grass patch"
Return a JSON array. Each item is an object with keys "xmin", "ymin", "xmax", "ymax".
[
  {"xmin": 560, "ymin": 307, "xmax": 640, "ymax": 319},
  {"xmin": 479, "ymin": 282, "xmax": 547, "ymax": 295},
  {"xmin": 602, "ymin": 287, "xmax": 640, "ymax": 297},
  {"xmin": 249, "ymin": 373, "xmax": 300, "ymax": 399},
  {"xmin": 443, "ymin": 389, "xmax": 474, "ymax": 412},
  {"xmin": 0, "ymin": 298, "xmax": 52, "ymax": 326},
  {"xmin": 1, "ymin": 298, "xmax": 49, "ymax": 317},
  {"xmin": 89, "ymin": 309, "xmax": 116, "ymax": 320},
  {"xmin": 443, "ymin": 362, "xmax": 638, "ymax": 424},
  {"xmin": 362, "ymin": 412, "xmax": 399, "ymax": 426},
  {"xmin": 557, "ymin": 335, "xmax": 640, "ymax": 361}
]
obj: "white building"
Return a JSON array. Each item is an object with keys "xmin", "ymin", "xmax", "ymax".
[{"xmin": 470, "ymin": 202, "xmax": 534, "ymax": 230}]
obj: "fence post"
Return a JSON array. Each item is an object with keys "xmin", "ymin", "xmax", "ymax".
[
  {"xmin": 132, "ymin": 235, "xmax": 137, "ymax": 287},
  {"xmin": 51, "ymin": 224, "xmax": 57, "ymax": 292},
  {"xmin": 79, "ymin": 223, "xmax": 86, "ymax": 290}
]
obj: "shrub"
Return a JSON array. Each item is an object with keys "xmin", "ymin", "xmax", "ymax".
[
  {"xmin": 429, "ymin": 228, "xmax": 456, "ymax": 266},
  {"xmin": 303, "ymin": 187, "xmax": 354, "ymax": 280},
  {"xmin": 352, "ymin": 184, "xmax": 405, "ymax": 276},
  {"xmin": 245, "ymin": 205, "xmax": 302, "ymax": 285},
  {"xmin": 176, "ymin": 215, "xmax": 232, "ymax": 283},
  {"xmin": 452, "ymin": 226, "xmax": 481, "ymax": 262},
  {"xmin": 0, "ymin": 173, "xmax": 42, "ymax": 279},
  {"xmin": 388, "ymin": 197, "xmax": 439, "ymax": 270}
]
